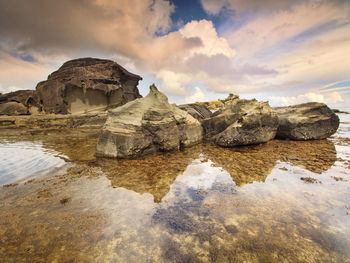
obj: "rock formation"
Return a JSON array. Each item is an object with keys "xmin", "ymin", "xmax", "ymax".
[
  {"xmin": 275, "ymin": 102, "xmax": 339, "ymax": 140},
  {"xmin": 0, "ymin": 90, "xmax": 41, "ymax": 115},
  {"xmin": 0, "ymin": 58, "xmax": 142, "ymax": 116},
  {"xmin": 178, "ymin": 103, "xmax": 212, "ymax": 121},
  {"xmin": 0, "ymin": 102, "xmax": 28, "ymax": 115},
  {"xmin": 36, "ymin": 58, "xmax": 142, "ymax": 114},
  {"xmin": 202, "ymin": 98, "xmax": 278, "ymax": 147},
  {"xmin": 96, "ymin": 84, "xmax": 203, "ymax": 158}
]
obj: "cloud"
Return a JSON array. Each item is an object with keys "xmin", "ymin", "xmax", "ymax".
[
  {"xmin": 213, "ymin": 0, "xmax": 350, "ymax": 99},
  {"xmin": 269, "ymin": 91, "xmax": 344, "ymax": 106},
  {"xmin": 155, "ymin": 70, "xmax": 193, "ymax": 95},
  {"xmin": 179, "ymin": 20, "xmax": 235, "ymax": 58},
  {"xmin": 200, "ymin": 0, "xmax": 349, "ymax": 15},
  {"xmin": 0, "ymin": 51, "xmax": 55, "ymax": 93},
  {"xmin": 185, "ymin": 87, "xmax": 207, "ymax": 103},
  {"xmin": 226, "ymin": 1, "xmax": 350, "ymax": 58},
  {"xmin": 1, "ymin": 0, "xmax": 349, "ymax": 106},
  {"xmin": 0, "ymin": 0, "xmax": 200, "ymax": 63}
]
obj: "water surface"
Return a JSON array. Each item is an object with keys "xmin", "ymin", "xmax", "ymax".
[{"xmin": 0, "ymin": 115, "xmax": 349, "ymax": 262}]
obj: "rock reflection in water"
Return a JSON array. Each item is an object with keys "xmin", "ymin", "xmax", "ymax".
[
  {"xmin": 99, "ymin": 139, "xmax": 337, "ymax": 199},
  {"xmin": 96, "ymin": 146, "xmax": 202, "ymax": 203},
  {"xmin": 0, "ymin": 128, "xmax": 346, "ymax": 262},
  {"xmin": 204, "ymin": 139, "xmax": 336, "ymax": 186}
]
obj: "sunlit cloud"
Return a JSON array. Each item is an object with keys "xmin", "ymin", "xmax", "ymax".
[{"xmin": 0, "ymin": 0, "xmax": 349, "ymax": 107}]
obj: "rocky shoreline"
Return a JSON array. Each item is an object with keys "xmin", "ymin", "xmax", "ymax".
[
  {"xmin": 95, "ymin": 84, "xmax": 339, "ymax": 158},
  {"xmin": 0, "ymin": 57, "xmax": 341, "ymax": 159}
]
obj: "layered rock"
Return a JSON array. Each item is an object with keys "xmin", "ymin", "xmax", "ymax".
[
  {"xmin": 178, "ymin": 103, "xmax": 212, "ymax": 121},
  {"xmin": 0, "ymin": 90, "xmax": 41, "ymax": 115},
  {"xmin": 202, "ymin": 98, "xmax": 278, "ymax": 147},
  {"xmin": 275, "ymin": 102, "xmax": 339, "ymax": 140},
  {"xmin": 96, "ymin": 84, "xmax": 203, "ymax": 158},
  {"xmin": 36, "ymin": 57, "xmax": 142, "ymax": 114},
  {"xmin": 0, "ymin": 102, "xmax": 28, "ymax": 115}
]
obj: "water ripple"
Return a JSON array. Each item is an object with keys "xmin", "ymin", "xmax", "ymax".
[{"xmin": 0, "ymin": 140, "xmax": 66, "ymax": 185}]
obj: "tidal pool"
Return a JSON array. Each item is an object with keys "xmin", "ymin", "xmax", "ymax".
[{"xmin": 0, "ymin": 115, "xmax": 350, "ymax": 262}]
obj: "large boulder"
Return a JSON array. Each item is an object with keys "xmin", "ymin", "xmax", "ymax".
[
  {"xmin": 202, "ymin": 98, "xmax": 279, "ymax": 147},
  {"xmin": 275, "ymin": 102, "xmax": 339, "ymax": 140},
  {"xmin": 0, "ymin": 102, "xmax": 28, "ymax": 115},
  {"xmin": 178, "ymin": 103, "xmax": 212, "ymax": 121},
  {"xmin": 96, "ymin": 84, "xmax": 203, "ymax": 158},
  {"xmin": 36, "ymin": 57, "xmax": 142, "ymax": 114},
  {"xmin": 0, "ymin": 90, "xmax": 41, "ymax": 115}
]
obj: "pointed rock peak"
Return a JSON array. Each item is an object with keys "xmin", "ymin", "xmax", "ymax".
[
  {"xmin": 147, "ymin": 84, "xmax": 168, "ymax": 103},
  {"xmin": 149, "ymin": 83, "xmax": 158, "ymax": 93}
]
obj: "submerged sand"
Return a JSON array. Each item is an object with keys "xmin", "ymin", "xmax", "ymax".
[{"xmin": 0, "ymin": 115, "xmax": 349, "ymax": 262}]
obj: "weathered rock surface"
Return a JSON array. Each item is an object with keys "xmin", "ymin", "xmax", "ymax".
[
  {"xmin": 202, "ymin": 98, "xmax": 279, "ymax": 147},
  {"xmin": 96, "ymin": 85, "xmax": 203, "ymax": 158},
  {"xmin": 0, "ymin": 58, "xmax": 142, "ymax": 116},
  {"xmin": 275, "ymin": 102, "xmax": 339, "ymax": 140},
  {"xmin": 0, "ymin": 102, "xmax": 28, "ymax": 115},
  {"xmin": 0, "ymin": 90, "xmax": 41, "ymax": 115},
  {"xmin": 36, "ymin": 57, "xmax": 142, "ymax": 114},
  {"xmin": 178, "ymin": 103, "xmax": 212, "ymax": 121}
]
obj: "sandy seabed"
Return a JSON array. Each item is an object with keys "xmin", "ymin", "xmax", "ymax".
[{"xmin": 0, "ymin": 114, "xmax": 350, "ymax": 262}]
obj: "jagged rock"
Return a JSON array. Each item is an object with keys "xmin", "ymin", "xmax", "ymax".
[
  {"xmin": 202, "ymin": 98, "xmax": 278, "ymax": 147},
  {"xmin": 0, "ymin": 90, "xmax": 41, "ymax": 115},
  {"xmin": 96, "ymin": 85, "xmax": 203, "ymax": 158},
  {"xmin": 36, "ymin": 57, "xmax": 142, "ymax": 114},
  {"xmin": 275, "ymin": 102, "xmax": 339, "ymax": 140},
  {"xmin": 0, "ymin": 102, "xmax": 28, "ymax": 115},
  {"xmin": 332, "ymin": 108, "xmax": 349, "ymax": 114},
  {"xmin": 178, "ymin": 103, "xmax": 212, "ymax": 121}
]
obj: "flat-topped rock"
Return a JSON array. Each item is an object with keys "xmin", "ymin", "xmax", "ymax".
[
  {"xmin": 202, "ymin": 98, "xmax": 278, "ymax": 147},
  {"xmin": 96, "ymin": 84, "xmax": 203, "ymax": 158},
  {"xmin": 275, "ymin": 102, "xmax": 339, "ymax": 140},
  {"xmin": 36, "ymin": 57, "xmax": 142, "ymax": 114}
]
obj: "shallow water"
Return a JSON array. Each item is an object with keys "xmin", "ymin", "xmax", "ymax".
[{"xmin": 0, "ymin": 115, "xmax": 350, "ymax": 262}]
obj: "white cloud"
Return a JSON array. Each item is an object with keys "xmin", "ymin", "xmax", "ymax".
[
  {"xmin": 185, "ymin": 87, "xmax": 207, "ymax": 103},
  {"xmin": 180, "ymin": 20, "xmax": 235, "ymax": 59},
  {"xmin": 269, "ymin": 91, "xmax": 344, "ymax": 106},
  {"xmin": 226, "ymin": 1, "xmax": 350, "ymax": 58},
  {"xmin": 155, "ymin": 70, "xmax": 193, "ymax": 96}
]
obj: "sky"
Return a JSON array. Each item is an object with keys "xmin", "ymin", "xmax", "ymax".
[{"xmin": 0, "ymin": 0, "xmax": 349, "ymax": 107}]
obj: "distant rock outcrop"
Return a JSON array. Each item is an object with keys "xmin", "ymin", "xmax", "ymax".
[
  {"xmin": 36, "ymin": 58, "xmax": 142, "ymax": 114},
  {"xmin": 0, "ymin": 90, "xmax": 41, "ymax": 115},
  {"xmin": 0, "ymin": 102, "xmax": 28, "ymax": 115},
  {"xmin": 275, "ymin": 102, "xmax": 339, "ymax": 140},
  {"xmin": 202, "ymin": 97, "xmax": 279, "ymax": 147},
  {"xmin": 96, "ymin": 84, "xmax": 203, "ymax": 158},
  {"xmin": 178, "ymin": 103, "xmax": 212, "ymax": 121},
  {"xmin": 0, "ymin": 58, "xmax": 142, "ymax": 116}
]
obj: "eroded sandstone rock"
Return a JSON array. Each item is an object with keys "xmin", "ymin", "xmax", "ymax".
[
  {"xmin": 178, "ymin": 103, "xmax": 212, "ymax": 121},
  {"xmin": 275, "ymin": 102, "xmax": 339, "ymax": 140},
  {"xmin": 0, "ymin": 90, "xmax": 41, "ymax": 115},
  {"xmin": 0, "ymin": 102, "xmax": 28, "ymax": 115},
  {"xmin": 36, "ymin": 57, "xmax": 142, "ymax": 114},
  {"xmin": 96, "ymin": 84, "xmax": 203, "ymax": 158},
  {"xmin": 202, "ymin": 98, "xmax": 278, "ymax": 147}
]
